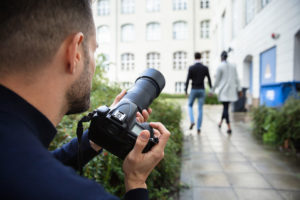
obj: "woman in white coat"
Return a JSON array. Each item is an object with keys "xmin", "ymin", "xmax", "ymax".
[{"xmin": 212, "ymin": 51, "xmax": 241, "ymax": 134}]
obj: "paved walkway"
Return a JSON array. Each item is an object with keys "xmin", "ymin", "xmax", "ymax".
[{"xmin": 178, "ymin": 100, "xmax": 300, "ymax": 200}]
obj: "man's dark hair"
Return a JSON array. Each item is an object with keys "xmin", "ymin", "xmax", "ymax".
[
  {"xmin": 194, "ymin": 52, "xmax": 201, "ymax": 60},
  {"xmin": 0, "ymin": 0, "xmax": 94, "ymax": 76},
  {"xmin": 221, "ymin": 51, "xmax": 228, "ymax": 60}
]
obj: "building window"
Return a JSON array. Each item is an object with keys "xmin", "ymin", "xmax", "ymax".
[
  {"xmin": 146, "ymin": 0, "xmax": 160, "ymax": 12},
  {"xmin": 200, "ymin": 0, "xmax": 209, "ymax": 9},
  {"xmin": 121, "ymin": 82, "xmax": 134, "ymax": 89},
  {"xmin": 146, "ymin": 22, "xmax": 161, "ymax": 40},
  {"xmin": 261, "ymin": 0, "xmax": 272, "ymax": 8},
  {"xmin": 173, "ymin": 21, "xmax": 188, "ymax": 40},
  {"xmin": 97, "ymin": 26, "xmax": 110, "ymax": 43},
  {"xmin": 246, "ymin": 0, "xmax": 255, "ymax": 24},
  {"xmin": 97, "ymin": 0, "xmax": 110, "ymax": 16},
  {"xmin": 175, "ymin": 82, "xmax": 185, "ymax": 93},
  {"xmin": 232, "ymin": 0, "xmax": 238, "ymax": 38},
  {"xmin": 173, "ymin": 51, "xmax": 187, "ymax": 70},
  {"xmin": 201, "ymin": 51, "xmax": 210, "ymax": 67},
  {"xmin": 200, "ymin": 20, "xmax": 210, "ymax": 39},
  {"xmin": 147, "ymin": 52, "xmax": 160, "ymax": 69},
  {"xmin": 121, "ymin": 53, "xmax": 135, "ymax": 70},
  {"xmin": 121, "ymin": 0, "xmax": 135, "ymax": 14},
  {"xmin": 173, "ymin": 0, "xmax": 187, "ymax": 11},
  {"xmin": 121, "ymin": 24, "xmax": 135, "ymax": 42}
]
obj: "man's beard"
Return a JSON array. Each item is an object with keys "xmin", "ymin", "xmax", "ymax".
[{"xmin": 66, "ymin": 55, "xmax": 92, "ymax": 115}]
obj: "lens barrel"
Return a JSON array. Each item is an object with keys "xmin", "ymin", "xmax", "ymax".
[{"xmin": 122, "ymin": 68, "xmax": 165, "ymax": 111}]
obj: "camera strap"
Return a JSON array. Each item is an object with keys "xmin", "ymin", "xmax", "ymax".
[{"xmin": 76, "ymin": 112, "xmax": 95, "ymax": 175}]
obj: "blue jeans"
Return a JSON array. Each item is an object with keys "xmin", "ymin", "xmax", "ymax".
[{"xmin": 188, "ymin": 89, "xmax": 205, "ymax": 130}]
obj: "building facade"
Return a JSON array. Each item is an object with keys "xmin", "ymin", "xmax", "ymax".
[
  {"xmin": 210, "ymin": 0, "xmax": 300, "ymax": 106},
  {"xmin": 92, "ymin": 0, "xmax": 213, "ymax": 93}
]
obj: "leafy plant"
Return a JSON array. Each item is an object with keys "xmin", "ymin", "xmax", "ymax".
[{"xmin": 251, "ymin": 98, "xmax": 300, "ymax": 151}]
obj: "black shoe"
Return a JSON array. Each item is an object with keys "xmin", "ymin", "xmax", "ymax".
[
  {"xmin": 189, "ymin": 123, "xmax": 195, "ymax": 130},
  {"xmin": 197, "ymin": 129, "xmax": 201, "ymax": 134},
  {"xmin": 227, "ymin": 129, "xmax": 232, "ymax": 134}
]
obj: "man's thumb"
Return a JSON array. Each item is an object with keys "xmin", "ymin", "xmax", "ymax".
[{"xmin": 132, "ymin": 130, "xmax": 150, "ymax": 155}]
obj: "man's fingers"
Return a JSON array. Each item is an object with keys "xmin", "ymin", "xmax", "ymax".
[
  {"xmin": 142, "ymin": 109, "xmax": 149, "ymax": 122},
  {"xmin": 153, "ymin": 129, "xmax": 160, "ymax": 138},
  {"xmin": 130, "ymin": 130, "xmax": 150, "ymax": 157},
  {"xmin": 113, "ymin": 90, "xmax": 126, "ymax": 105},
  {"xmin": 136, "ymin": 112, "xmax": 144, "ymax": 123},
  {"xmin": 149, "ymin": 122, "xmax": 170, "ymax": 150}
]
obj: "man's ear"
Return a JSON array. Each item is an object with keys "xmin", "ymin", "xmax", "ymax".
[{"xmin": 66, "ymin": 32, "xmax": 84, "ymax": 74}]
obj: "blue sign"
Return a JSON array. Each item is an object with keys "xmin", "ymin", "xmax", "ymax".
[{"xmin": 260, "ymin": 47, "xmax": 276, "ymax": 85}]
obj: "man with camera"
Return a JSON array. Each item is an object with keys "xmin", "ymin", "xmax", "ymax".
[{"xmin": 0, "ymin": 0, "xmax": 170, "ymax": 199}]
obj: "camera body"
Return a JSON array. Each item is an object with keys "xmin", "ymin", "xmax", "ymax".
[{"xmin": 88, "ymin": 68, "xmax": 165, "ymax": 159}]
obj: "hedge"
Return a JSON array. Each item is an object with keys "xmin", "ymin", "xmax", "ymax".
[{"xmin": 251, "ymin": 98, "xmax": 300, "ymax": 151}]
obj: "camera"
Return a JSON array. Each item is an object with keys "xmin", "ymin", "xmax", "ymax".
[{"xmin": 88, "ymin": 68, "xmax": 165, "ymax": 159}]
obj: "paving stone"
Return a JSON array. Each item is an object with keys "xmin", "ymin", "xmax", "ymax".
[
  {"xmin": 234, "ymin": 189, "xmax": 283, "ymax": 200},
  {"xmin": 193, "ymin": 188, "xmax": 237, "ymax": 200},
  {"xmin": 264, "ymin": 174, "xmax": 300, "ymax": 191},
  {"xmin": 227, "ymin": 172, "xmax": 272, "ymax": 189},
  {"xmin": 192, "ymin": 172, "xmax": 231, "ymax": 187}
]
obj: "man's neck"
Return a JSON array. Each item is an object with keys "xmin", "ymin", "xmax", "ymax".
[
  {"xmin": 0, "ymin": 74, "xmax": 67, "ymax": 127},
  {"xmin": 195, "ymin": 59, "xmax": 201, "ymax": 64}
]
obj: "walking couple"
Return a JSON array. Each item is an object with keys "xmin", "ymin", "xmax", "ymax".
[{"xmin": 185, "ymin": 51, "xmax": 241, "ymax": 134}]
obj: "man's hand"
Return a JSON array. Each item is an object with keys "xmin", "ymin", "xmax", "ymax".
[
  {"xmin": 89, "ymin": 90, "xmax": 152, "ymax": 152},
  {"xmin": 238, "ymin": 91, "xmax": 243, "ymax": 98},
  {"xmin": 122, "ymin": 122, "xmax": 171, "ymax": 192}
]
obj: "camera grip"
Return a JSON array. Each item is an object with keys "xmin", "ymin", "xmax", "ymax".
[{"xmin": 139, "ymin": 122, "xmax": 159, "ymax": 153}]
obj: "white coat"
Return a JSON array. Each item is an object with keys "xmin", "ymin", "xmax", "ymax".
[{"xmin": 212, "ymin": 61, "xmax": 241, "ymax": 102}]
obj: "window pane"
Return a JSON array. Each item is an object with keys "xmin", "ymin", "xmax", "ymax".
[
  {"xmin": 121, "ymin": 24, "xmax": 135, "ymax": 42},
  {"xmin": 173, "ymin": 0, "xmax": 187, "ymax": 11},
  {"xmin": 175, "ymin": 82, "xmax": 185, "ymax": 93},
  {"xmin": 147, "ymin": 23, "xmax": 161, "ymax": 40},
  {"xmin": 121, "ymin": 53, "xmax": 135, "ymax": 70},
  {"xmin": 97, "ymin": 0, "xmax": 110, "ymax": 16},
  {"xmin": 97, "ymin": 26, "xmax": 110, "ymax": 43},
  {"xmin": 146, "ymin": 0, "xmax": 160, "ymax": 12},
  {"xmin": 147, "ymin": 52, "xmax": 160, "ymax": 69},
  {"xmin": 246, "ymin": 0, "xmax": 255, "ymax": 24},
  {"xmin": 173, "ymin": 51, "xmax": 187, "ymax": 70},
  {"xmin": 173, "ymin": 21, "xmax": 188, "ymax": 40},
  {"xmin": 201, "ymin": 51, "xmax": 210, "ymax": 67},
  {"xmin": 200, "ymin": 20, "xmax": 210, "ymax": 39},
  {"xmin": 122, "ymin": 0, "xmax": 135, "ymax": 14}
]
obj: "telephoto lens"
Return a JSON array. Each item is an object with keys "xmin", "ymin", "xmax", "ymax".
[{"xmin": 122, "ymin": 68, "xmax": 165, "ymax": 112}]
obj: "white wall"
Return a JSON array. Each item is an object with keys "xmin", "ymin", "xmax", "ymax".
[{"xmin": 211, "ymin": 0, "xmax": 300, "ymax": 100}]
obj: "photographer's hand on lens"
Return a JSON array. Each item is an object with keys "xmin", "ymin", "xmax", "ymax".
[
  {"xmin": 136, "ymin": 108, "xmax": 152, "ymax": 123},
  {"xmin": 122, "ymin": 122, "xmax": 170, "ymax": 192}
]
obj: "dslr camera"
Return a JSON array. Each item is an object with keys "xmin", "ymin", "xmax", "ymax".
[{"xmin": 88, "ymin": 68, "xmax": 165, "ymax": 159}]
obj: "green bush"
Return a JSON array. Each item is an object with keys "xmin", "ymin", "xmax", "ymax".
[
  {"xmin": 49, "ymin": 56, "xmax": 183, "ymax": 199},
  {"xmin": 159, "ymin": 92, "xmax": 220, "ymax": 105},
  {"xmin": 251, "ymin": 98, "xmax": 300, "ymax": 150},
  {"xmin": 204, "ymin": 92, "xmax": 220, "ymax": 105}
]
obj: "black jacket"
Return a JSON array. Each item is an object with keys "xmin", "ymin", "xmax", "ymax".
[
  {"xmin": 185, "ymin": 62, "xmax": 212, "ymax": 92},
  {"xmin": 0, "ymin": 85, "xmax": 148, "ymax": 200}
]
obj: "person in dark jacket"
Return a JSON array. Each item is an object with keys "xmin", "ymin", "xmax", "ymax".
[
  {"xmin": 0, "ymin": 1, "xmax": 170, "ymax": 199},
  {"xmin": 185, "ymin": 52, "xmax": 212, "ymax": 134}
]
